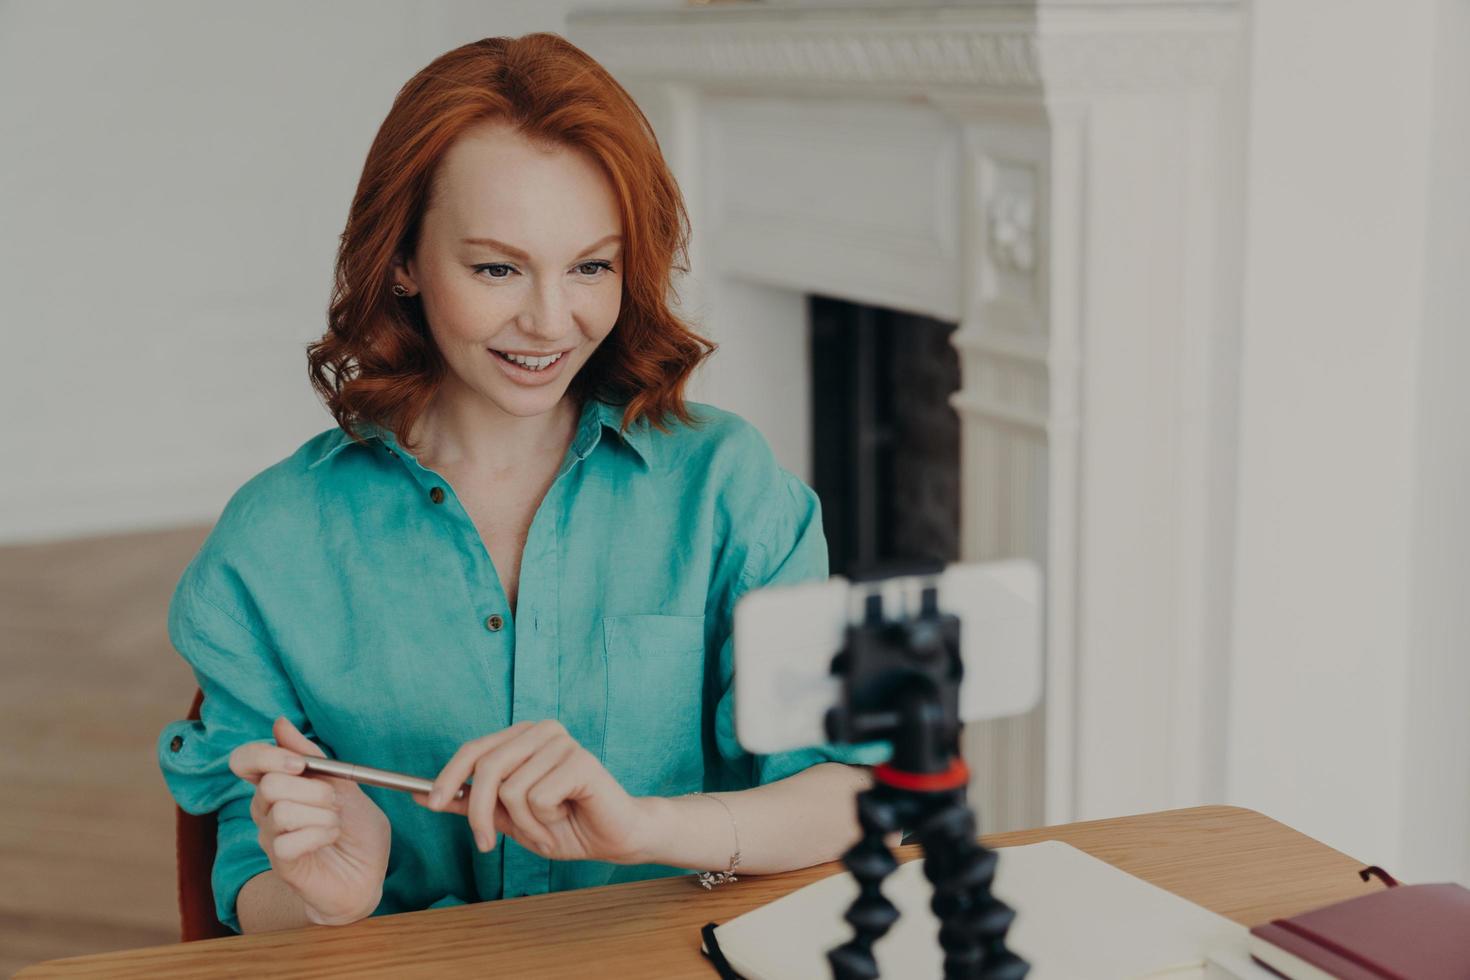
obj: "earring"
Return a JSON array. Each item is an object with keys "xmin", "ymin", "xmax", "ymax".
[{"xmin": 392, "ymin": 284, "xmax": 410, "ymax": 297}]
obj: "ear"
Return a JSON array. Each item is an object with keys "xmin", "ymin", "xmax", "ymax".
[{"xmin": 390, "ymin": 252, "xmax": 419, "ymax": 295}]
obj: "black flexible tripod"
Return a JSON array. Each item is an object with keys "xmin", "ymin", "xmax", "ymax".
[{"xmin": 824, "ymin": 570, "xmax": 1028, "ymax": 980}]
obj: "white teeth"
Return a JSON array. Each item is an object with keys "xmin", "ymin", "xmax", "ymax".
[{"xmin": 497, "ymin": 350, "xmax": 564, "ymax": 371}]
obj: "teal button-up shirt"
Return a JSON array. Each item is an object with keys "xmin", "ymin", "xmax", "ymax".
[{"xmin": 157, "ymin": 397, "xmax": 889, "ymax": 933}]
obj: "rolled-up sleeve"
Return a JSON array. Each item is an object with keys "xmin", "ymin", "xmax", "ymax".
[
  {"xmin": 157, "ymin": 569, "xmax": 310, "ymax": 933},
  {"xmin": 712, "ymin": 468, "xmax": 891, "ymax": 787}
]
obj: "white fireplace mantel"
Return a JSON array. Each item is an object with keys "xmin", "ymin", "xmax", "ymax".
[
  {"xmin": 569, "ymin": 1, "xmax": 1245, "ymax": 829},
  {"xmin": 571, "ymin": 3, "xmax": 1239, "ymax": 95}
]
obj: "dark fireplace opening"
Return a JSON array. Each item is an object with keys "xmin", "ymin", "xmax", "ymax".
[{"xmin": 808, "ymin": 295, "xmax": 962, "ymax": 579}]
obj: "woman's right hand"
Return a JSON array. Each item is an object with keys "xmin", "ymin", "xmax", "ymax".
[{"xmin": 229, "ymin": 716, "xmax": 392, "ymax": 926}]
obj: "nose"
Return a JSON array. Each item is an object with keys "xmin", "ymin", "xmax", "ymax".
[{"xmin": 518, "ymin": 280, "xmax": 578, "ymax": 344}]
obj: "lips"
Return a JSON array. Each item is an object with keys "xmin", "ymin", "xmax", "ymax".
[
  {"xmin": 492, "ymin": 349, "xmax": 566, "ymax": 371},
  {"xmin": 488, "ymin": 346, "xmax": 572, "ymax": 386}
]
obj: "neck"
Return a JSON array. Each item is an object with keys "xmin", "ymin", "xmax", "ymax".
[{"xmin": 407, "ymin": 381, "xmax": 581, "ymax": 474}]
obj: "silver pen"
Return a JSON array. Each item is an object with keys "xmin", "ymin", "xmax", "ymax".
[{"xmin": 301, "ymin": 757, "xmax": 469, "ymax": 802}]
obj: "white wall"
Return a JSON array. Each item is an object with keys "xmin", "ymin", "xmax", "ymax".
[
  {"xmin": 1228, "ymin": 0, "xmax": 1470, "ymax": 883},
  {"xmin": 1400, "ymin": 0, "xmax": 1470, "ymax": 885},
  {"xmin": 692, "ymin": 280, "xmax": 811, "ymax": 483},
  {"xmin": 0, "ymin": 0, "xmax": 679, "ymax": 545}
]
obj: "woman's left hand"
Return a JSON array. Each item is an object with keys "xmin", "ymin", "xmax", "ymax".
[{"xmin": 414, "ymin": 719, "xmax": 653, "ymax": 864}]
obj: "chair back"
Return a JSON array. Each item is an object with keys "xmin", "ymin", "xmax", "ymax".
[{"xmin": 177, "ymin": 687, "xmax": 235, "ymax": 940}]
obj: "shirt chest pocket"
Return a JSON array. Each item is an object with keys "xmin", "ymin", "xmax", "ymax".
[{"xmin": 600, "ymin": 613, "xmax": 707, "ymax": 797}]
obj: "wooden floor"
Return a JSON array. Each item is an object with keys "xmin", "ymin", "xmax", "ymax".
[{"xmin": 0, "ymin": 525, "xmax": 211, "ymax": 976}]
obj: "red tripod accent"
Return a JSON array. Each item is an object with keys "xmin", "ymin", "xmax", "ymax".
[{"xmin": 874, "ymin": 757, "xmax": 970, "ymax": 792}]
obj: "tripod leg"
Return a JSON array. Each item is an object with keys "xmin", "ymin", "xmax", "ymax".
[
  {"xmin": 914, "ymin": 793, "xmax": 1029, "ymax": 980},
  {"xmin": 828, "ymin": 784, "xmax": 909, "ymax": 980}
]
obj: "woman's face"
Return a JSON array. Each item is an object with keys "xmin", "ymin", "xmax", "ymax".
[{"xmin": 393, "ymin": 119, "xmax": 623, "ymax": 421}]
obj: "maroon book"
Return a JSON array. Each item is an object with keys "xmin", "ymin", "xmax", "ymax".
[{"xmin": 1248, "ymin": 881, "xmax": 1470, "ymax": 979}]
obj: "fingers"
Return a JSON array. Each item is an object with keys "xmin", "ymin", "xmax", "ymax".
[
  {"xmin": 265, "ymin": 798, "xmax": 339, "ymax": 835},
  {"xmin": 260, "ymin": 771, "xmax": 337, "ymax": 810},
  {"xmin": 245, "ymin": 758, "xmax": 335, "ymax": 828},
  {"xmin": 230, "ymin": 739, "xmax": 306, "ymax": 785},
  {"xmin": 408, "ymin": 790, "xmax": 511, "ymax": 840},
  {"xmin": 465, "ymin": 722, "xmax": 570, "ymax": 850},
  {"xmin": 273, "ymin": 825, "xmax": 342, "ymax": 862},
  {"xmin": 522, "ymin": 744, "xmax": 592, "ymax": 827},
  {"xmin": 428, "ymin": 720, "xmax": 536, "ymax": 808},
  {"xmin": 272, "ymin": 715, "xmax": 326, "ymax": 759},
  {"xmin": 498, "ymin": 739, "xmax": 579, "ymax": 849},
  {"xmin": 249, "ymin": 769, "xmax": 339, "ymax": 833},
  {"xmin": 227, "ymin": 716, "xmax": 324, "ymax": 786}
]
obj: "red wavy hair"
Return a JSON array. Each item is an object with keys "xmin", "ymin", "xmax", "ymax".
[{"xmin": 307, "ymin": 33, "xmax": 714, "ymax": 453}]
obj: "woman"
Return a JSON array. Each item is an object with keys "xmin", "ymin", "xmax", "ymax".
[{"xmin": 158, "ymin": 33, "xmax": 889, "ymax": 935}]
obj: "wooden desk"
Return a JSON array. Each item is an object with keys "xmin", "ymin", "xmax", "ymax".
[{"xmin": 17, "ymin": 805, "xmax": 1381, "ymax": 978}]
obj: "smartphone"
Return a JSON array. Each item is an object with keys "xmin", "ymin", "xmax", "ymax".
[{"xmin": 733, "ymin": 559, "xmax": 1043, "ymax": 755}]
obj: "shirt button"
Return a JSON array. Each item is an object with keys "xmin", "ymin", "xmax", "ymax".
[
  {"xmin": 429, "ymin": 487, "xmax": 445, "ymax": 504},
  {"xmin": 169, "ymin": 735, "xmax": 184, "ymax": 752},
  {"xmin": 485, "ymin": 614, "xmax": 504, "ymax": 632}
]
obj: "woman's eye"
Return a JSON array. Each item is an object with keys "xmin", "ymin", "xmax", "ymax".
[{"xmin": 473, "ymin": 261, "xmax": 614, "ymax": 280}]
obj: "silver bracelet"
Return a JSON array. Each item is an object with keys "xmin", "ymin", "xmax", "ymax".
[{"xmin": 689, "ymin": 791, "xmax": 741, "ymax": 888}]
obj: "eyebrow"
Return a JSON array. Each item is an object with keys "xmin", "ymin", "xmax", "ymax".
[{"xmin": 460, "ymin": 234, "xmax": 622, "ymax": 261}]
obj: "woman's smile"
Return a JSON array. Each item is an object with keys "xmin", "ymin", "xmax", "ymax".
[{"xmin": 488, "ymin": 344, "xmax": 574, "ymax": 385}]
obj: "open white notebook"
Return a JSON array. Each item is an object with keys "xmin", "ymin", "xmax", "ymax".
[{"xmin": 702, "ymin": 840, "xmax": 1250, "ymax": 979}]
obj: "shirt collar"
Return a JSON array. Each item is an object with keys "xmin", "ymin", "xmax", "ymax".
[
  {"xmin": 573, "ymin": 398, "xmax": 652, "ymax": 467},
  {"xmin": 308, "ymin": 398, "xmax": 651, "ymax": 471}
]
